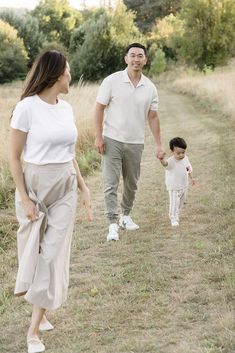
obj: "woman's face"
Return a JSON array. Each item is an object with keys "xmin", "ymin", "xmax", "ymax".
[{"xmin": 58, "ymin": 62, "xmax": 71, "ymax": 94}]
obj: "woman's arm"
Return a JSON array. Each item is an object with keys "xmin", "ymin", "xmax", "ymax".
[
  {"xmin": 8, "ymin": 128, "xmax": 38, "ymax": 221},
  {"xmin": 72, "ymin": 158, "xmax": 92, "ymax": 220}
]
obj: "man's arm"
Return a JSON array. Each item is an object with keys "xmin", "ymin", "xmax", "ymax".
[
  {"xmin": 94, "ymin": 102, "xmax": 106, "ymax": 154},
  {"xmin": 148, "ymin": 110, "xmax": 165, "ymax": 159}
]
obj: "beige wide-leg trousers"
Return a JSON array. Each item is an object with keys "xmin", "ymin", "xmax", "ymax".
[{"xmin": 14, "ymin": 162, "xmax": 78, "ymax": 310}]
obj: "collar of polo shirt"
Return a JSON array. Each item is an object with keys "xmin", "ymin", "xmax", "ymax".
[{"xmin": 123, "ymin": 68, "xmax": 146, "ymax": 87}]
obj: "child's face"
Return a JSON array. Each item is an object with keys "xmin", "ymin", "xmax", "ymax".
[{"xmin": 172, "ymin": 147, "xmax": 186, "ymax": 160}]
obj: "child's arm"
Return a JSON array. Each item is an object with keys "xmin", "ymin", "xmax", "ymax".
[
  {"xmin": 187, "ymin": 168, "xmax": 196, "ymax": 186},
  {"xmin": 159, "ymin": 154, "xmax": 168, "ymax": 167}
]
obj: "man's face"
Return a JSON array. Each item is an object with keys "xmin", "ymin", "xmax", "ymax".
[{"xmin": 124, "ymin": 47, "xmax": 147, "ymax": 72}]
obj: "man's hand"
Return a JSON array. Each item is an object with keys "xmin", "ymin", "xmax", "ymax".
[
  {"xmin": 95, "ymin": 136, "xmax": 105, "ymax": 154},
  {"xmin": 156, "ymin": 147, "xmax": 165, "ymax": 160}
]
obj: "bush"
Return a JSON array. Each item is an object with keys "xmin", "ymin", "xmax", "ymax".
[
  {"xmin": 0, "ymin": 9, "xmax": 44, "ymax": 66},
  {"xmin": 70, "ymin": 3, "xmax": 144, "ymax": 82},
  {"xmin": 32, "ymin": 0, "xmax": 82, "ymax": 48},
  {"xmin": 149, "ymin": 47, "xmax": 167, "ymax": 76},
  {"xmin": 179, "ymin": 0, "xmax": 235, "ymax": 69},
  {"xmin": 70, "ymin": 12, "xmax": 118, "ymax": 81},
  {"xmin": 0, "ymin": 20, "xmax": 28, "ymax": 83}
]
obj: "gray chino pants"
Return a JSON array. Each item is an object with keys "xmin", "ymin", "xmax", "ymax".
[{"xmin": 102, "ymin": 136, "xmax": 144, "ymax": 223}]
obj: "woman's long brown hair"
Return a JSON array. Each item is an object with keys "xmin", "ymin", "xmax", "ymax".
[{"xmin": 21, "ymin": 50, "xmax": 67, "ymax": 100}]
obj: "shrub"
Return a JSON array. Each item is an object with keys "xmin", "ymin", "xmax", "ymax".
[
  {"xmin": 179, "ymin": 0, "xmax": 235, "ymax": 69},
  {"xmin": 0, "ymin": 20, "xmax": 28, "ymax": 83},
  {"xmin": 149, "ymin": 47, "xmax": 167, "ymax": 76}
]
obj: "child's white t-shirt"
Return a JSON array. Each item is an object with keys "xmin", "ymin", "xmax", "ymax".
[
  {"xmin": 165, "ymin": 155, "xmax": 192, "ymax": 190},
  {"xmin": 10, "ymin": 95, "xmax": 78, "ymax": 165}
]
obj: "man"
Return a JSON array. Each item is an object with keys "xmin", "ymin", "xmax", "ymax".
[{"xmin": 95, "ymin": 43, "xmax": 164, "ymax": 241}]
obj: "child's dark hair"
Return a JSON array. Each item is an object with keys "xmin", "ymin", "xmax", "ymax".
[{"xmin": 169, "ymin": 137, "xmax": 187, "ymax": 151}]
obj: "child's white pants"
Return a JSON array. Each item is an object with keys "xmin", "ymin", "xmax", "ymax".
[{"xmin": 168, "ymin": 188, "xmax": 187, "ymax": 222}]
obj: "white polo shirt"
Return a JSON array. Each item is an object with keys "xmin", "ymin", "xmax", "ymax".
[{"xmin": 96, "ymin": 69, "xmax": 159, "ymax": 144}]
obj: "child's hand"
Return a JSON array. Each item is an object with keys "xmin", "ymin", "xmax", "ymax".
[
  {"xmin": 158, "ymin": 152, "xmax": 166, "ymax": 160},
  {"xmin": 191, "ymin": 178, "xmax": 196, "ymax": 186}
]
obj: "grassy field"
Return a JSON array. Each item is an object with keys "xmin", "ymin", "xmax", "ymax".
[{"xmin": 0, "ymin": 68, "xmax": 235, "ymax": 353}]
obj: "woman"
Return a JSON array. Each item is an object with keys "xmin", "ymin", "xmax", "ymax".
[{"xmin": 9, "ymin": 50, "xmax": 92, "ymax": 353}]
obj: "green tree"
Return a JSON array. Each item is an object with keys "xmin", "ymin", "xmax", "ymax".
[
  {"xmin": 33, "ymin": 0, "xmax": 83, "ymax": 48},
  {"xmin": 0, "ymin": 9, "xmax": 44, "ymax": 66},
  {"xmin": 179, "ymin": 0, "xmax": 235, "ymax": 69},
  {"xmin": 70, "ymin": 2, "xmax": 144, "ymax": 81},
  {"xmin": 0, "ymin": 20, "xmax": 28, "ymax": 83},
  {"xmin": 150, "ymin": 13, "xmax": 184, "ymax": 60},
  {"xmin": 109, "ymin": 1, "xmax": 144, "ymax": 46},
  {"xmin": 123, "ymin": 0, "xmax": 183, "ymax": 33},
  {"xmin": 70, "ymin": 12, "xmax": 116, "ymax": 81}
]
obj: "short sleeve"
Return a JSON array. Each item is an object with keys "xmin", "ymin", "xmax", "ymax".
[
  {"xmin": 165, "ymin": 157, "xmax": 174, "ymax": 170},
  {"xmin": 10, "ymin": 101, "xmax": 30, "ymax": 132},
  {"xmin": 96, "ymin": 77, "xmax": 112, "ymax": 105},
  {"xmin": 150, "ymin": 85, "xmax": 159, "ymax": 111}
]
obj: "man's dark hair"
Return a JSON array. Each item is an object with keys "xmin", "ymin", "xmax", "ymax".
[
  {"xmin": 124, "ymin": 43, "xmax": 147, "ymax": 56},
  {"xmin": 169, "ymin": 137, "xmax": 187, "ymax": 151}
]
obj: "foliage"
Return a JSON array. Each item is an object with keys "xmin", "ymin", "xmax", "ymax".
[
  {"xmin": 70, "ymin": 2, "xmax": 144, "ymax": 81},
  {"xmin": 70, "ymin": 12, "xmax": 113, "ymax": 81},
  {"xmin": 0, "ymin": 20, "xmax": 28, "ymax": 83},
  {"xmin": 179, "ymin": 0, "xmax": 235, "ymax": 69},
  {"xmin": 149, "ymin": 13, "xmax": 184, "ymax": 60},
  {"xmin": 32, "ymin": 0, "xmax": 83, "ymax": 48},
  {"xmin": 0, "ymin": 9, "xmax": 44, "ymax": 66},
  {"xmin": 123, "ymin": 0, "xmax": 183, "ymax": 33},
  {"xmin": 109, "ymin": 1, "xmax": 144, "ymax": 46},
  {"xmin": 149, "ymin": 45, "xmax": 167, "ymax": 76}
]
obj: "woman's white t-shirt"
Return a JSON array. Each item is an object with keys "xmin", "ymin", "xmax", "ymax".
[{"xmin": 10, "ymin": 95, "xmax": 78, "ymax": 165}]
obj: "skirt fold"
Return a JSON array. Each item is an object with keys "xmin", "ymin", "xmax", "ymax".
[{"xmin": 15, "ymin": 162, "xmax": 78, "ymax": 310}]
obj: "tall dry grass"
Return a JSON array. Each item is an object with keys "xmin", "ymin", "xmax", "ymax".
[
  {"xmin": 0, "ymin": 81, "xmax": 99, "ymax": 160},
  {"xmin": 170, "ymin": 59, "xmax": 235, "ymax": 120}
]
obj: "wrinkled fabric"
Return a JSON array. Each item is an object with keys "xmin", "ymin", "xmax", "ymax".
[{"xmin": 14, "ymin": 162, "xmax": 78, "ymax": 310}]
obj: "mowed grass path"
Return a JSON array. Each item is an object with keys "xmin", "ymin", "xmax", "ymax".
[{"xmin": 1, "ymin": 88, "xmax": 234, "ymax": 353}]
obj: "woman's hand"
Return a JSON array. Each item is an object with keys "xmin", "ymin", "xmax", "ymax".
[
  {"xmin": 80, "ymin": 186, "xmax": 93, "ymax": 221},
  {"xmin": 22, "ymin": 198, "xmax": 39, "ymax": 222}
]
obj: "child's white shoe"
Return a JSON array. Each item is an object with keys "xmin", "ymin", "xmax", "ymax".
[{"xmin": 171, "ymin": 220, "xmax": 179, "ymax": 227}]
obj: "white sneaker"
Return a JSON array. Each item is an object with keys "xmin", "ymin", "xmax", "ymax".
[
  {"xmin": 119, "ymin": 215, "xmax": 139, "ymax": 230},
  {"xmin": 171, "ymin": 220, "xmax": 179, "ymax": 227},
  {"xmin": 27, "ymin": 337, "xmax": 45, "ymax": 353},
  {"xmin": 107, "ymin": 223, "xmax": 119, "ymax": 241},
  {"xmin": 39, "ymin": 319, "xmax": 54, "ymax": 331}
]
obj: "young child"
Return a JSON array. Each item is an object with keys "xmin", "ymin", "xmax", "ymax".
[{"xmin": 159, "ymin": 137, "xmax": 195, "ymax": 226}]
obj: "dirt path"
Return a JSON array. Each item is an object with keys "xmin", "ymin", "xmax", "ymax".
[{"xmin": 2, "ymin": 88, "xmax": 234, "ymax": 353}]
